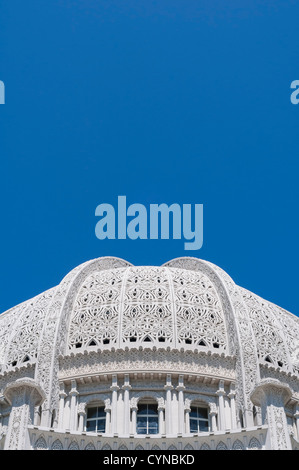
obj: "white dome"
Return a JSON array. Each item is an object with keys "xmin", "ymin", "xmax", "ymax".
[{"xmin": 1, "ymin": 256, "xmax": 299, "ymax": 450}]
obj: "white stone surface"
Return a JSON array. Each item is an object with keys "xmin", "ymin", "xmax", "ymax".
[{"xmin": 0, "ymin": 256, "xmax": 298, "ymax": 450}]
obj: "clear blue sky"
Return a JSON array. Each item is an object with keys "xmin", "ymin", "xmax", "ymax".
[{"xmin": 0, "ymin": 1, "xmax": 298, "ymax": 315}]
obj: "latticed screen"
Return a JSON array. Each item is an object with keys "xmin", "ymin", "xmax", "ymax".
[
  {"xmin": 190, "ymin": 407, "xmax": 209, "ymax": 432},
  {"xmin": 136, "ymin": 404, "xmax": 159, "ymax": 434},
  {"xmin": 86, "ymin": 406, "xmax": 106, "ymax": 433}
]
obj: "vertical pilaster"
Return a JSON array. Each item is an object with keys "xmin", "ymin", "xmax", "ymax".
[
  {"xmin": 105, "ymin": 403, "xmax": 112, "ymax": 435},
  {"xmin": 110, "ymin": 374, "xmax": 119, "ymax": 435},
  {"xmin": 122, "ymin": 374, "xmax": 131, "ymax": 437},
  {"xmin": 131, "ymin": 404, "xmax": 137, "ymax": 435},
  {"xmin": 228, "ymin": 383, "xmax": 237, "ymax": 430},
  {"xmin": 164, "ymin": 374, "xmax": 173, "ymax": 436},
  {"xmin": 69, "ymin": 379, "xmax": 78, "ymax": 432},
  {"xmin": 58, "ymin": 382, "xmax": 67, "ymax": 430},
  {"xmin": 185, "ymin": 402, "xmax": 191, "ymax": 434},
  {"xmin": 294, "ymin": 405, "xmax": 299, "ymax": 440},
  {"xmin": 176, "ymin": 375, "xmax": 185, "ymax": 435},
  {"xmin": 158, "ymin": 404, "xmax": 165, "ymax": 435},
  {"xmin": 216, "ymin": 380, "xmax": 226, "ymax": 431},
  {"xmin": 78, "ymin": 409, "xmax": 86, "ymax": 433},
  {"xmin": 210, "ymin": 410, "xmax": 217, "ymax": 432}
]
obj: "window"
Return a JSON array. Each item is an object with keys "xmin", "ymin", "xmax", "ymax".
[
  {"xmin": 136, "ymin": 403, "xmax": 159, "ymax": 435},
  {"xmin": 86, "ymin": 406, "xmax": 106, "ymax": 433},
  {"xmin": 190, "ymin": 406, "xmax": 209, "ymax": 433}
]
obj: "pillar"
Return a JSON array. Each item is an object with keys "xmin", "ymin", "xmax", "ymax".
[
  {"xmin": 110, "ymin": 374, "xmax": 119, "ymax": 435},
  {"xmin": 185, "ymin": 404, "xmax": 191, "ymax": 434},
  {"xmin": 105, "ymin": 405, "xmax": 111, "ymax": 435},
  {"xmin": 294, "ymin": 404, "xmax": 299, "ymax": 440},
  {"xmin": 158, "ymin": 397, "xmax": 165, "ymax": 435},
  {"xmin": 4, "ymin": 377, "xmax": 45, "ymax": 450},
  {"xmin": 78, "ymin": 410, "xmax": 86, "ymax": 433},
  {"xmin": 164, "ymin": 374, "xmax": 173, "ymax": 436},
  {"xmin": 58, "ymin": 382, "xmax": 67, "ymax": 429},
  {"xmin": 69, "ymin": 379, "xmax": 78, "ymax": 432},
  {"xmin": 131, "ymin": 404, "xmax": 137, "ymax": 435},
  {"xmin": 176, "ymin": 375, "xmax": 185, "ymax": 435},
  {"xmin": 216, "ymin": 380, "xmax": 226, "ymax": 431},
  {"xmin": 228, "ymin": 383, "xmax": 237, "ymax": 430},
  {"xmin": 210, "ymin": 410, "xmax": 217, "ymax": 432},
  {"xmin": 122, "ymin": 374, "xmax": 131, "ymax": 437},
  {"xmin": 250, "ymin": 378, "xmax": 292, "ymax": 450}
]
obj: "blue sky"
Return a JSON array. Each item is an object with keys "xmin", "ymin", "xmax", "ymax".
[{"xmin": 0, "ymin": 1, "xmax": 298, "ymax": 315}]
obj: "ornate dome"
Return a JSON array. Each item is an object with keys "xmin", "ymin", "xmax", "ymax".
[
  {"xmin": 1, "ymin": 256, "xmax": 298, "ymax": 374},
  {"xmin": 1, "ymin": 256, "xmax": 299, "ymax": 451}
]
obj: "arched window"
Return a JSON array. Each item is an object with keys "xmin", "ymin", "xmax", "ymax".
[
  {"xmin": 136, "ymin": 402, "xmax": 159, "ymax": 435},
  {"xmin": 190, "ymin": 406, "xmax": 209, "ymax": 433},
  {"xmin": 86, "ymin": 405, "xmax": 106, "ymax": 433}
]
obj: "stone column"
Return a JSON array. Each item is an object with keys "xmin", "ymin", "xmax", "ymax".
[
  {"xmin": 69, "ymin": 379, "xmax": 78, "ymax": 432},
  {"xmin": 294, "ymin": 405, "xmax": 299, "ymax": 440},
  {"xmin": 122, "ymin": 374, "xmax": 131, "ymax": 437},
  {"xmin": 228, "ymin": 383, "xmax": 237, "ymax": 430},
  {"xmin": 250, "ymin": 378, "xmax": 292, "ymax": 450},
  {"xmin": 176, "ymin": 375, "xmax": 185, "ymax": 435},
  {"xmin": 58, "ymin": 382, "xmax": 67, "ymax": 430},
  {"xmin": 210, "ymin": 410, "xmax": 217, "ymax": 432},
  {"xmin": 164, "ymin": 374, "xmax": 173, "ymax": 436},
  {"xmin": 208, "ymin": 403, "xmax": 218, "ymax": 432},
  {"xmin": 157, "ymin": 397, "xmax": 165, "ymax": 435},
  {"xmin": 185, "ymin": 402, "xmax": 191, "ymax": 434},
  {"xmin": 4, "ymin": 377, "xmax": 45, "ymax": 450},
  {"xmin": 216, "ymin": 380, "xmax": 226, "ymax": 431},
  {"xmin": 77, "ymin": 402, "xmax": 86, "ymax": 433},
  {"xmin": 104, "ymin": 401, "xmax": 112, "ymax": 435},
  {"xmin": 110, "ymin": 374, "xmax": 119, "ymax": 435},
  {"xmin": 131, "ymin": 403, "xmax": 138, "ymax": 435}
]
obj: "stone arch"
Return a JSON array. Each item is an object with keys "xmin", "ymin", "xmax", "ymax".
[
  {"xmin": 184, "ymin": 443, "xmax": 194, "ymax": 450},
  {"xmin": 200, "ymin": 442, "xmax": 211, "ymax": 450},
  {"xmin": 164, "ymin": 256, "xmax": 260, "ymax": 427},
  {"xmin": 119, "ymin": 443, "xmax": 128, "ymax": 450},
  {"xmin": 34, "ymin": 436, "xmax": 47, "ymax": 450},
  {"xmin": 85, "ymin": 442, "xmax": 96, "ymax": 450},
  {"xmin": 232, "ymin": 439, "xmax": 244, "ymax": 450},
  {"xmin": 51, "ymin": 439, "xmax": 63, "ymax": 450},
  {"xmin": 248, "ymin": 437, "xmax": 262, "ymax": 450},
  {"xmin": 35, "ymin": 257, "xmax": 132, "ymax": 427},
  {"xmin": 79, "ymin": 393, "xmax": 110, "ymax": 412},
  {"xmin": 152, "ymin": 444, "xmax": 161, "ymax": 450},
  {"xmin": 68, "ymin": 440, "xmax": 80, "ymax": 450},
  {"xmin": 131, "ymin": 391, "xmax": 163, "ymax": 407},
  {"xmin": 216, "ymin": 440, "xmax": 228, "ymax": 450},
  {"xmin": 102, "ymin": 443, "xmax": 111, "ymax": 450}
]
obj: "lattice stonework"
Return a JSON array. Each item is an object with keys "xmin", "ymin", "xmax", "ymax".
[
  {"xmin": 68, "ymin": 268, "xmax": 126, "ymax": 349},
  {"xmin": 3, "ymin": 289, "xmax": 55, "ymax": 370},
  {"xmin": 67, "ymin": 266, "xmax": 228, "ymax": 352},
  {"xmin": 241, "ymin": 289, "xmax": 290, "ymax": 372}
]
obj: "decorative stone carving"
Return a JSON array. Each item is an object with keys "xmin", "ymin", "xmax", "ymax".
[
  {"xmin": 1, "ymin": 255, "xmax": 299, "ymax": 450},
  {"xmin": 250, "ymin": 378, "xmax": 292, "ymax": 449},
  {"xmin": 3, "ymin": 378, "xmax": 45, "ymax": 450}
]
